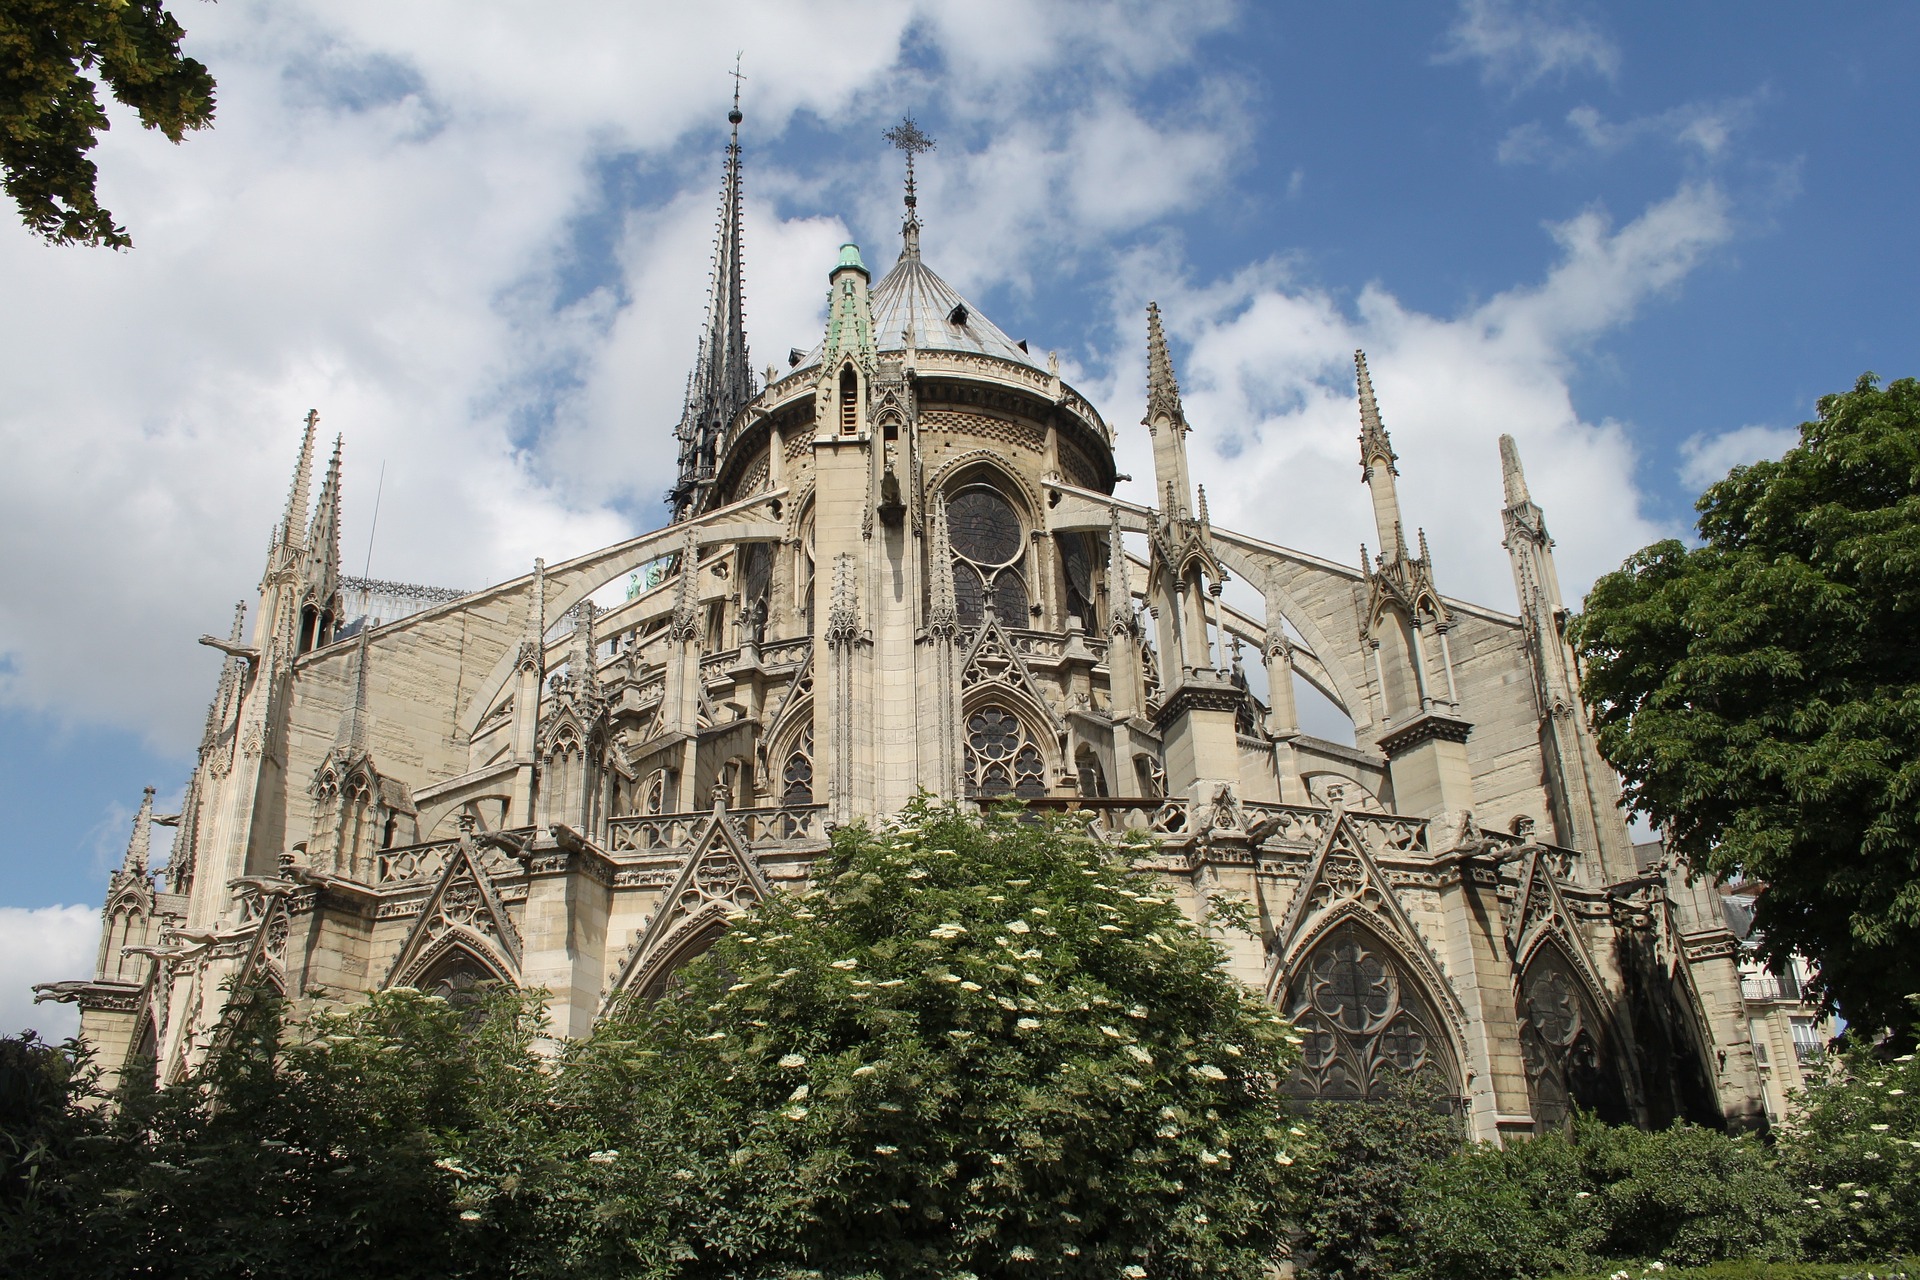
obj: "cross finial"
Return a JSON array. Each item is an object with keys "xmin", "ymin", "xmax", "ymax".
[
  {"xmin": 884, "ymin": 115, "xmax": 935, "ymax": 210},
  {"xmin": 728, "ymin": 53, "xmax": 745, "ymax": 124}
]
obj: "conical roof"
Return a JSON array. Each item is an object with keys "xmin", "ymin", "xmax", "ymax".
[{"xmin": 797, "ymin": 246, "xmax": 1041, "ymax": 372}]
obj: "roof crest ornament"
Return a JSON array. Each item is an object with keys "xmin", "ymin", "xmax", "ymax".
[{"xmin": 883, "ymin": 115, "xmax": 935, "ymax": 262}]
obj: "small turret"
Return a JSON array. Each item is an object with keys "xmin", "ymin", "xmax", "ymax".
[{"xmin": 300, "ymin": 435, "xmax": 344, "ymax": 652}]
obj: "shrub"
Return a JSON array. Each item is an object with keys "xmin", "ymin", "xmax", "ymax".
[
  {"xmin": 1779, "ymin": 1034, "xmax": 1920, "ymax": 1260},
  {"xmin": 1295, "ymin": 1071, "xmax": 1463, "ymax": 1280}
]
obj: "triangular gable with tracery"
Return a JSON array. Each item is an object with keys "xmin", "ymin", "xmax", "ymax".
[
  {"xmin": 1270, "ymin": 810, "xmax": 1463, "ymax": 1032},
  {"xmin": 601, "ymin": 809, "xmax": 771, "ymax": 1013},
  {"xmin": 960, "ymin": 612, "xmax": 1060, "ymax": 727},
  {"xmin": 1505, "ymin": 846, "xmax": 1612, "ymax": 1006},
  {"xmin": 383, "ymin": 836, "xmax": 522, "ymax": 989}
]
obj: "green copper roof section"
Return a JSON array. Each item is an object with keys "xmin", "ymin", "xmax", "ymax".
[
  {"xmin": 822, "ymin": 245, "xmax": 875, "ymax": 367},
  {"xmin": 834, "ymin": 242, "xmax": 868, "ymax": 275}
]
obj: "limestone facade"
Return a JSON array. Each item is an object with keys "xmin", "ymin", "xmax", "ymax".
[{"xmin": 43, "ymin": 115, "xmax": 1775, "ymax": 1141}]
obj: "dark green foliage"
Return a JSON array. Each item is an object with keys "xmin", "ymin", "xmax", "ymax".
[
  {"xmin": 1550, "ymin": 1262, "xmax": 1917, "ymax": 1280},
  {"xmin": 1570, "ymin": 374, "xmax": 1920, "ymax": 1038},
  {"xmin": 0, "ymin": 0, "xmax": 216, "ymax": 247},
  {"xmin": 1778, "ymin": 1035, "xmax": 1920, "ymax": 1260},
  {"xmin": 1295, "ymin": 1072, "xmax": 1463, "ymax": 1280},
  {"xmin": 0, "ymin": 988, "xmax": 550, "ymax": 1280},
  {"xmin": 525, "ymin": 799, "xmax": 1311, "ymax": 1280},
  {"xmin": 1394, "ymin": 1117, "xmax": 1801, "ymax": 1280}
]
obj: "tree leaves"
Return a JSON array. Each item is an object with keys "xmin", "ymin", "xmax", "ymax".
[
  {"xmin": 0, "ymin": 0, "xmax": 215, "ymax": 247},
  {"xmin": 1570, "ymin": 374, "xmax": 1920, "ymax": 1037}
]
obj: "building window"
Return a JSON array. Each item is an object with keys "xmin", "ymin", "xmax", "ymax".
[
  {"xmin": 964, "ymin": 705, "xmax": 1047, "ymax": 800},
  {"xmin": 1281, "ymin": 921, "xmax": 1458, "ymax": 1106},
  {"xmin": 839, "ymin": 367, "xmax": 858, "ymax": 434},
  {"xmin": 1748, "ymin": 1019, "xmax": 1770, "ymax": 1066},
  {"xmin": 1790, "ymin": 1017, "xmax": 1824, "ymax": 1065},
  {"xmin": 947, "ymin": 484, "xmax": 1028, "ymax": 626},
  {"xmin": 781, "ymin": 727, "xmax": 814, "ymax": 806}
]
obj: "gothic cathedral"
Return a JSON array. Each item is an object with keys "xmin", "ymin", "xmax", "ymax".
[{"xmin": 42, "ymin": 107, "xmax": 1772, "ymax": 1141}]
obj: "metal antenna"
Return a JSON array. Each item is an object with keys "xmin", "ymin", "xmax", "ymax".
[{"xmin": 361, "ymin": 461, "xmax": 385, "ymax": 578}]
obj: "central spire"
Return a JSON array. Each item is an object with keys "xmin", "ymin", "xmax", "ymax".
[
  {"xmin": 883, "ymin": 115, "xmax": 935, "ymax": 262},
  {"xmin": 669, "ymin": 74, "xmax": 755, "ymax": 522}
]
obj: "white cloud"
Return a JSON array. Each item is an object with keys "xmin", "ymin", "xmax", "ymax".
[
  {"xmin": 0, "ymin": 906, "xmax": 100, "ymax": 1040},
  {"xmin": 1437, "ymin": 0, "xmax": 1619, "ymax": 88},
  {"xmin": 1095, "ymin": 182, "xmax": 1732, "ymax": 610},
  {"xmin": 0, "ymin": 0, "xmax": 1237, "ymax": 753},
  {"xmin": 1500, "ymin": 95, "xmax": 1760, "ymax": 167},
  {"xmin": 1678, "ymin": 423, "xmax": 1800, "ymax": 491}
]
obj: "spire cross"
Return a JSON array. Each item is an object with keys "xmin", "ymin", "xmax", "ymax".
[
  {"xmin": 728, "ymin": 53, "xmax": 745, "ymax": 124},
  {"xmin": 884, "ymin": 116, "xmax": 935, "ymax": 210}
]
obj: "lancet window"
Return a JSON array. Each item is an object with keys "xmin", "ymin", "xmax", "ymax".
[
  {"xmin": 1282, "ymin": 921, "xmax": 1459, "ymax": 1106},
  {"xmin": 964, "ymin": 704, "xmax": 1047, "ymax": 800},
  {"xmin": 948, "ymin": 484, "xmax": 1028, "ymax": 627},
  {"xmin": 781, "ymin": 726, "xmax": 814, "ymax": 806},
  {"xmin": 1058, "ymin": 533, "xmax": 1097, "ymax": 630},
  {"xmin": 1517, "ymin": 945, "xmax": 1629, "ymax": 1130}
]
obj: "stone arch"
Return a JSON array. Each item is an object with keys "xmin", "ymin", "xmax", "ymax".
[
  {"xmin": 1516, "ymin": 938, "xmax": 1632, "ymax": 1130},
  {"xmin": 927, "ymin": 449, "xmax": 1046, "ymax": 525},
  {"xmin": 1207, "ymin": 537, "xmax": 1370, "ymax": 723},
  {"xmin": 1278, "ymin": 913, "xmax": 1465, "ymax": 1107},
  {"xmin": 626, "ymin": 904, "xmax": 735, "ymax": 1004},
  {"xmin": 394, "ymin": 930, "xmax": 516, "ymax": 993}
]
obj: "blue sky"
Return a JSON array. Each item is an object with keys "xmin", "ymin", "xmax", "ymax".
[{"xmin": 2, "ymin": 1, "xmax": 1914, "ymax": 1032}]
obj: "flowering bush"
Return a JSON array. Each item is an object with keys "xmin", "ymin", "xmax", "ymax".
[
  {"xmin": 537, "ymin": 798, "xmax": 1312, "ymax": 1279},
  {"xmin": 1781, "ymin": 1038, "xmax": 1920, "ymax": 1260}
]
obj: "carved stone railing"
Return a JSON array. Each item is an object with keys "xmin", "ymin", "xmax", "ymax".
[
  {"xmin": 604, "ymin": 804, "xmax": 831, "ymax": 856},
  {"xmin": 734, "ymin": 804, "xmax": 829, "ymax": 848},
  {"xmin": 1028, "ymin": 797, "xmax": 1190, "ymax": 838},
  {"xmin": 1239, "ymin": 802, "xmax": 1331, "ymax": 848},
  {"xmin": 605, "ymin": 813, "xmax": 706, "ymax": 855},
  {"xmin": 376, "ymin": 838, "xmax": 459, "ymax": 885},
  {"xmin": 758, "ymin": 638, "xmax": 812, "ymax": 668}
]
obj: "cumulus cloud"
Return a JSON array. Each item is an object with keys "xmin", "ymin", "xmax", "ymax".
[
  {"xmin": 0, "ymin": 0, "xmax": 1236, "ymax": 754},
  {"xmin": 1437, "ymin": 0, "xmax": 1619, "ymax": 88},
  {"xmin": 0, "ymin": 905, "xmax": 100, "ymax": 1039},
  {"xmin": 1095, "ymin": 181, "xmax": 1732, "ymax": 610},
  {"xmin": 1678, "ymin": 423, "xmax": 1800, "ymax": 492}
]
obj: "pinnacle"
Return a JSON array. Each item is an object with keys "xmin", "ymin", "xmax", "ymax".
[{"xmin": 1145, "ymin": 302, "xmax": 1186, "ymax": 430}]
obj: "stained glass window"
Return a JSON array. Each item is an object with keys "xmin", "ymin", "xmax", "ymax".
[
  {"xmin": 1282, "ymin": 921, "xmax": 1458, "ymax": 1105},
  {"xmin": 964, "ymin": 705, "xmax": 1047, "ymax": 800},
  {"xmin": 947, "ymin": 484, "xmax": 1028, "ymax": 626}
]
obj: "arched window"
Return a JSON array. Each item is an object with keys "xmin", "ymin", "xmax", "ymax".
[
  {"xmin": 964, "ymin": 705, "xmax": 1047, "ymax": 800},
  {"xmin": 1282, "ymin": 921, "xmax": 1459, "ymax": 1105},
  {"xmin": 947, "ymin": 484, "xmax": 1028, "ymax": 626},
  {"xmin": 1133, "ymin": 753, "xmax": 1164, "ymax": 800},
  {"xmin": 781, "ymin": 726, "xmax": 814, "ymax": 806},
  {"xmin": 839, "ymin": 367, "xmax": 859, "ymax": 434},
  {"xmin": 1517, "ymin": 945, "xmax": 1630, "ymax": 1130},
  {"xmin": 642, "ymin": 770, "xmax": 667, "ymax": 816}
]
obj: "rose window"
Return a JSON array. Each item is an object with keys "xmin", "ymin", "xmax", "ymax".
[
  {"xmin": 964, "ymin": 705, "xmax": 1047, "ymax": 800},
  {"xmin": 947, "ymin": 485, "xmax": 1028, "ymax": 626}
]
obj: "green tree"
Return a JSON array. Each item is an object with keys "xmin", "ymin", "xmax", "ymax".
[
  {"xmin": 1570, "ymin": 374, "xmax": 1920, "ymax": 1037},
  {"xmin": 1, "ymin": 0, "xmax": 216, "ymax": 247},
  {"xmin": 520, "ymin": 799, "xmax": 1313, "ymax": 1280},
  {"xmin": 0, "ymin": 989, "xmax": 549, "ymax": 1280}
]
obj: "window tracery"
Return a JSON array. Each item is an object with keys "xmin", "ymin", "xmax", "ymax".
[
  {"xmin": 964, "ymin": 704, "xmax": 1047, "ymax": 800},
  {"xmin": 1282, "ymin": 921, "xmax": 1458, "ymax": 1105},
  {"xmin": 947, "ymin": 484, "xmax": 1028, "ymax": 626},
  {"xmin": 781, "ymin": 726, "xmax": 814, "ymax": 806},
  {"xmin": 1517, "ymin": 945, "xmax": 1628, "ymax": 1130}
]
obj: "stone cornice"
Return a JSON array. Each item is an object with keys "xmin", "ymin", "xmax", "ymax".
[{"xmin": 1378, "ymin": 712, "xmax": 1473, "ymax": 757}]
